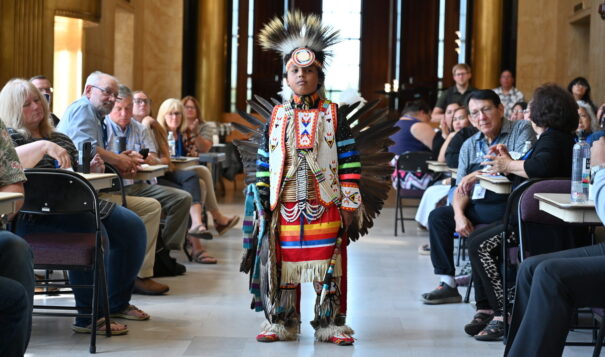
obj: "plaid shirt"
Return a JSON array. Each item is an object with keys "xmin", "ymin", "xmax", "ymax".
[{"xmin": 493, "ymin": 86, "xmax": 525, "ymax": 120}]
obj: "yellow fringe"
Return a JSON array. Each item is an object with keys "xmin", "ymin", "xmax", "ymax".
[{"xmin": 280, "ymin": 256, "xmax": 342, "ymax": 285}]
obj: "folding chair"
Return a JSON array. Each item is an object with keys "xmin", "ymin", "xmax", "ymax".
[
  {"xmin": 20, "ymin": 169, "xmax": 110, "ymax": 353},
  {"xmin": 394, "ymin": 151, "xmax": 434, "ymax": 235}
]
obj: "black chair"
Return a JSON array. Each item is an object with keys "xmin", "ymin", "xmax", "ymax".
[
  {"xmin": 100, "ymin": 163, "xmax": 127, "ymax": 208},
  {"xmin": 20, "ymin": 169, "xmax": 110, "ymax": 353},
  {"xmin": 394, "ymin": 151, "xmax": 434, "ymax": 235}
]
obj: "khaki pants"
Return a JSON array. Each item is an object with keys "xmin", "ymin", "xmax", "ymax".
[{"xmin": 100, "ymin": 193, "xmax": 161, "ymax": 279}]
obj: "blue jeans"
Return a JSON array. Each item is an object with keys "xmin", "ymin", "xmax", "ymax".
[
  {"xmin": 0, "ymin": 231, "xmax": 34, "ymax": 357},
  {"xmin": 16, "ymin": 205, "xmax": 146, "ymax": 326}
]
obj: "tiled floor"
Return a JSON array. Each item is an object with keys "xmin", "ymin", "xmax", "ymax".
[{"xmin": 24, "ymin": 186, "xmax": 596, "ymax": 356}]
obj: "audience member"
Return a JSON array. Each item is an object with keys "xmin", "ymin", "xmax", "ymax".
[
  {"xmin": 30, "ymin": 75, "xmax": 60, "ymax": 126},
  {"xmin": 182, "ymin": 96, "xmax": 213, "ymax": 155},
  {"xmin": 0, "ymin": 78, "xmax": 149, "ymax": 334},
  {"xmin": 156, "ymin": 98, "xmax": 239, "ymax": 237},
  {"xmin": 421, "ymin": 89, "xmax": 535, "ymax": 305},
  {"xmin": 388, "ymin": 100, "xmax": 435, "ymax": 191},
  {"xmin": 104, "ymin": 85, "xmax": 192, "ymax": 257},
  {"xmin": 493, "ymin": 70, "xmax": 524, "ymax": 119},
  {"xmin": 431, "ymin": 64, "xmax": 476, "ymax": 122},
  {"xmin": 567, "ymin": 76, "xmax": 597, "ymax": 114},
  {"xmin": 503, "ymin": 137, "xmax": 605, "ymax": 357},
  {"xmin": 415, "ymin": 107, "xmax": 472, "ymax": 229},
  {"xmin": 56, "ymin": 71, "xmax": 168, "ymax": 294},
  {"xmin": 509, "ymin": 101, "xmax": 527, "ymax": 121},
  {"xmin": 0, "ymin": 115, "xmax": 33, "ymax": 357},
  {"xmin": 466, "ymin": 84, "xmax": 578, "ymax": 341},
  {"xmin": 577, "ymin": 100, "xmax": 597, "ymax": 137},
  {"xmin": 432, "ymin": 102, "xmax": 461, "ymax": 158},
  {"xmin": 144, "ymin": 97, "xmax": 219, "ymax": 264}
]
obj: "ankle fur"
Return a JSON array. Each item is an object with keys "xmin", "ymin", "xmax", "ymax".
[
  {"xmin": 260, "ymin": 321, "xmax": 298, "ymax": 341},
  {"xmin": 314, "ymin": 324, "xmax": 354, "ymax": 342}
]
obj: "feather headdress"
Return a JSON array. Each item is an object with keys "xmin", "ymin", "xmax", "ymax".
[{"xmin": 258, "ymin": 10, "xmax": 340, "ymax": 69}]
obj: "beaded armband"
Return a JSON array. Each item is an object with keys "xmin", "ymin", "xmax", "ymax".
[{"xmin": 340, "ymin": 183, "xmax": 361, "ymax": 211}]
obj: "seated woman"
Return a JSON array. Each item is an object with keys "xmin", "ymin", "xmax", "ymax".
[
  {"xmin": 134, "ymin": 96, "xmax": 217, "ymax": 264},
  {"xmin": 388, "ymin": 100, "xmax": 435, "ymax": 191},
  {"xmin": 0, "ymin": 78, "xmax": 149, "ymax": 335},
  {"xmin": 577, "ymin": 100, "xmax": 597, "ymax": 139},
  {"xmin": 465, "ymin": 84, "xmax": 579, "ymax": 341},
  {"xmin": 567, "ymin": 76, "xmax": 597, "ymax": 114},
  {"xmin": 432, "ymin": 102, "xmax": 461, "ymax": 158},
  {"xmin": 509, "ymin": 101, "xmax": 527, "ymax": 121},
  {"xmin": 415, "ymin": 107, "xmax": 471, "ymax": 229},
  {"xmin": 159, "ymin": 97, "xmax": 239, "ymax": 236}
]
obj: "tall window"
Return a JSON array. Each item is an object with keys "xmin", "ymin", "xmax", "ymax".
[
  {"xmin": 322, "ymin": 0, "xmax": 361, "ymax": 99},
  {"xmin": 53, "ymin": 16, "xmax": 83, "ymax": 118}
]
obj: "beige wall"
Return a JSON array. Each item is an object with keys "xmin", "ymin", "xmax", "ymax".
[
  {"xmin": 0, "ymin": 0, "xmax": 182, "ymax": 117},
  {"xmin": 517, "ymin": 0, "xmax": 605, "ymax": 105},
  {"xmin": 83, "ymin": 0, "xmax": 183, "ymax": 115}
]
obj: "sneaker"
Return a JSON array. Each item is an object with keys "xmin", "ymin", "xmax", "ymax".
[
  {"xmin": 421, "ymin": 282, "xmax": 462, "ymax": 305},
  {"xmin": 464, "ymin": 312, "xmax": 494, "ymax": 336},
  {"xmin": 418, "ymin": 244, "xmax": 431, "ymax": 255}
]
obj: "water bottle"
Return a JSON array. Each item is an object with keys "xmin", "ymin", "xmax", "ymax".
[
  {"xmin": 571, "ymin": 130, "xmax": 591, "ymax": 202},
  {"xmin": 167, "ymin": 131, "xmax": 176, "ymax": 157}
]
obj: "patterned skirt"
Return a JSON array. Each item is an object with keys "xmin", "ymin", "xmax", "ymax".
[{"xmin": 277, "ymin": 203, "xmax": 342, "ymax": 285}]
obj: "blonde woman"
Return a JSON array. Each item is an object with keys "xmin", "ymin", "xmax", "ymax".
[{"xmin": 156, "ymin": 98, "xmax": 239, "ymax": 237}]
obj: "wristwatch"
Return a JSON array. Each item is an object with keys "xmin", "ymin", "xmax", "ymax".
[{"xmin": 590, "ymin": 164, "xmax": 605, "ymax": 184}]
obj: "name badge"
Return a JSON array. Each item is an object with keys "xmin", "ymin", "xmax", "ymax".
[{"xmin": 471, "ymin": 183, "xmax": 486, "ymax": 200}]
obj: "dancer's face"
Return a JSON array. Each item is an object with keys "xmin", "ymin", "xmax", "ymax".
[{"xmin": 286, "ymin": 65, "xmax": 319, "ymax": 96}]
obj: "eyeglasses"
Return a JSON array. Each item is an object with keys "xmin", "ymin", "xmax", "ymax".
[
  {"xmin": 134, "ymin": 98, "xmax": 150, "ymax": 105},
  {"xmin": 454, "ymin": 72, "xmax": 469, "ymax": 77},
  {"xmin": 523, "ymin": 109, "xmax": 530, "ymax": 114},
  {"xmin": 512, "ymin": 109, "xmax": 524, "ymax": 114},
  {"xmin": 184, "ymin": 105, "xmax": 196, "ymax": 110},
  {"xmin": 469, "ymin": 105, "xmax": 495, "ymax": 119},
  {"xmin": 167, "ymin": 112, "xmax": 182, "ymax": 117},
  {"xmin": 37, "ymin": 87, "xmax": 53, "ymax": 94},
  {"xmin": 91, "ymin": 85, "xmax": 118, "ymax": 99}
]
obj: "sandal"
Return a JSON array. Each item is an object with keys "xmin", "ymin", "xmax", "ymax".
[
  {"xmin": 214, "ymin": 216, "xmax": 240, "ymax": 236},
  {"xmin": 192, "ymin": 251, "xmax": 217, "ymax": 264},
  {"xmin": 188, "ymin": 224, "xmax": 213, "ymax": 240},
  {"xmin": 184, "ymin": 239, "xmax": 206, "ymax": 262},
  {"xmin": 464, "ymin": 312, "xmax": 494, "ymax": 336},
  {"xmin": 474, "ymin": 319, "xmax": 505, "ymax": 341},
  {"xmin": 110, "ymin": 304, "xmax": 150, "ymax": 321},
  {"xmin": 72, "ymin": 318, "xmax": 128, "ymax": 335}
]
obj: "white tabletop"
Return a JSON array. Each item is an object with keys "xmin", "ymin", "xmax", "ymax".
[
  {"xmin": 449, "ymin": 167, "xmax": 458, "ymax": 180},
  {"xmin": 478, "ymin": 174, "xmax": 512, "ymax": 194},
  {"xmin": 0, "ymin": 192, "xmax": 24, "ymax": 216},
  {"xmin": 79, "ymin": 173, "xmax": 117, "ymax": 191},
  {"xmin": 426, "ymin": 160, "xmax": 449, "ymax": 173},
  {"xmin": 534, "ymin": 193, "xmax": 600, "ymax": 224},
  {"xmin": 134, "ymin": 165, "xmax": 169, "ymax": 180},
  {"xmin": 171, "ymin": 157, "xmax": 199, "ymax": 170}
]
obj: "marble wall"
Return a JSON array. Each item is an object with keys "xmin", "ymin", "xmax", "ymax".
[{"xmin": 517, "ymin": 0, "xmax": 605, "ymax": 105}]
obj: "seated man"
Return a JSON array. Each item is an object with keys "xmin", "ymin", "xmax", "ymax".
[
  {"xmin": 0, "ymin": 121, "xmax": 34, "ymax": 357},
  {"xmin": 421, "ymin": 89, "xmax": 535, "ymax": 304},
  {"xmin": 104, "ymin": 85, "xmax": 192, "ymax": 256},
  {"xmin": 504, "ymin": 137, "xmax": 605, "ymax": 357},
  {"xmin": 58, "ymin": 71, "xmax": 171, "ymax": 293}
]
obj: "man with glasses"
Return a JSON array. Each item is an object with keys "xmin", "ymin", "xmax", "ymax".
[
  {"xmin": 58, "ymin": 71, "xmax": 172, "ymax": 295},
  {"xmin": 421, "ymin": 89, "xmax": 535, "ymax": 304},
  {"xmin": 30, "ymin": 75, "xmax": 60, "ymax": 126},
  {"xmin": 432, "ymin": 63, "xmax": 476, "ymax": 123},
  {"xmin": 105, "ymin": 85, "xmax": 191, "ymax": 287}
]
